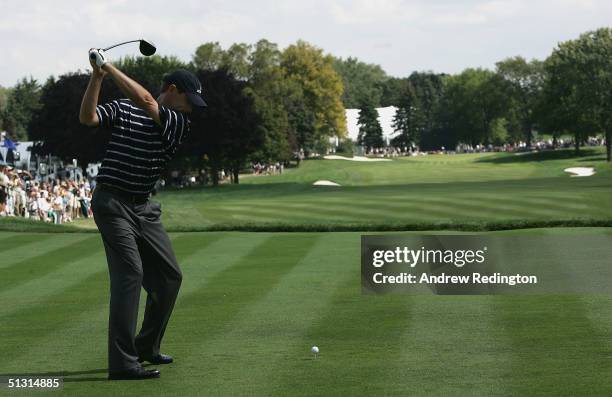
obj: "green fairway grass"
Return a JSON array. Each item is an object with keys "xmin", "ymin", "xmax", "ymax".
[
  {"xmin": 129, "ymin": 148, "xmax": 612, "ymax": 231},
  {"xmin": 2, "ymin": 148, "xmax": 610, "ymax": 233},
  {"xmin": 1, "ymin": 228, "xmax": 612, "ymax": 396}
]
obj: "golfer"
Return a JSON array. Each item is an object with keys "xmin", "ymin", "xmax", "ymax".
[{"xmin": 79, "ymin": 49, "xmax": 206, "ymax": 380}]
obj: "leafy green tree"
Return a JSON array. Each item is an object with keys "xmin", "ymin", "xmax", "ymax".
[
  {"xmin": 496, "ymin": 56, "xmax": 544, "ymax": 146},
  {"xmin": 246, "ymin": 39, "xmax": 292, "ymax": 163},
  {"xmin": 540, "ymin": 28, "xmax": 612, "ymax": 159},
  {"xmin": 2, "ymin": 77, "xmax": 41, "ymax": 141},
  {"xmin": 114, "ymin": 55, "xmax": 191, "ymax": 96},
  {"xmin": 29, "ymin": 73, "xmax": 111, "ymax": 172},
  {"xmin": 182, "ymin": 69, "xmax": 264, "ymax": 185},
  {"xmin": 408, "ymin": 72, "xmax": 446, "ymax": 132},
  {"xmin": 29, "ymin": 59, "xmax": 186, "ymax": 172},
  {"xmin": 283, "ymin": 79, "xmax": 316, "ymax": 159},
  {"xmin": 380, "ymin": 77, "xmax": 410, "ymax": 107},
  {"xmin": 222, "ymin": 43, "xmax": 252, "ymax": 80},
  {"xmin": 192, "ymin": 42, "xmax": 225, "ymax": 71},
  {"xmin": 281, "ymin": 41, "xmax": 346, "ymax": 153},
  {"xmin": 392, "ymin": 82, "xmax": 424, "ymax": 149},
  {"xmin": 441, "ymin": 68, "xmax": 510, "ymax": 146},
  {"xmin": 0, "ymin": 86, "xmax": 10, "ymax": 130},
  {"xmin": 332, "ymin": 56, "xmax": 387, "ymax": 108},
  {"xmin": 357, "ymin": 99, "xmax": 384, "ymax": 151}
]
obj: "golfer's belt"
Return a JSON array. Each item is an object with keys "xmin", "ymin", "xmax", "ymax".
[{"xmin": 96, "ymin": 183, "xmax": 150, "ymax": 204}]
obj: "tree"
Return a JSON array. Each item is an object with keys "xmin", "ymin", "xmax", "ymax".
[
  {"xmin": 357, "ymin": 99, "xmax": 384, "ymax": 151},
  {"xmin": 380, "ymin": 77, "xmax": 410, "ymax": 107},
  {"xmin": 247, "ymin": 39, "xmax": 293, "ymax": 163},
  {"xmin": 0, "ymin": 85, "xmax": 10, "ymax": 130},
  {"xmin": 281, "ymin": 41, "xmax": 346, "ymax": 154},
  {"xmin": 408, "ymin": 72, "xmax": 446, "ymax": 132},
  {"xmin": 192, "ymin": 42, "xmax": 225, "ymax": 71},
  {"xmin": 441, "ymin": 68, "xmax": 510, "ymax": 146},
  {"xmin": 539, "ymin": 28, "xmax": 612, "ymax": 160},
  {"xmin": 222, "ymin": 43, "xmax": 252, "ymax": 81},
  {"xmin": 182, "ymin": 69, "xmax": 264, "ymax": 185},
  {"xmin": 283, "ymin": 80, "xmax": 316, "ymax": 159},
  {"xmin": 392, "ymin": 82, "xmax": 424, "ymax": 149},
  {"xmin": 496, "ymin": 56, "xmax": 544, "ymax": 146},
  {"xmin": 114, "ymin": 55, "xmax": 191, "ymax": 95},
  {"xmin": 29, "ymin": 73, "xmax": 111, "ymax": 172},
  {"xmin": 29, "ymin": 57, "xmax": 187, "ymax": 172},
  {"xmin": 2, "ymin": 77, "xmax": 41, "ymax": 141},
  {"xmin": 332, "ymin": 56, "xmax": 387, "ymax": 108}
]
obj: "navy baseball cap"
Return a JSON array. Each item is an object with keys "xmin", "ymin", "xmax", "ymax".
[{"xmin": 163, "ymin": 69, "xmax": 207, "ymax": 108}]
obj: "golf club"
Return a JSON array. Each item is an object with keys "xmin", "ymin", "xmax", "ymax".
[{"xmin": 89, "ymin": 39, "xmax": 156, "ymax": 62}]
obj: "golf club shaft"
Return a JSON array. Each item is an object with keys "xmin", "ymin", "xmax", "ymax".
[{"xmin": 102, "ymin": 40, "xmax": 142, "ymax": 52}]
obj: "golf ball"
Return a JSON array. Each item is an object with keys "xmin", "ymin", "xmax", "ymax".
[{"xmin": 311, "ymin": 346, "xmax": 319, "ymax": 354}]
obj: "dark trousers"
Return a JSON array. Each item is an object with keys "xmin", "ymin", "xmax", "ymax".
[{"xmin": 91, "ymin": 185, "xmax": 182, "ymax": 372}]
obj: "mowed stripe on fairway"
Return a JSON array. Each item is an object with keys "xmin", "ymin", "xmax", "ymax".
[
  {"xmin": 0, "ymin": 233, "xmax": 91, "ymax": 269},
  {"xmin": 205, "ymin": 184, "xmax": 606, "ymax": 225},
  {"xmin": 271, "ymin": 275, "xmax": 413, "ymax": 396},
  {"xmin": 0, "ymin": 233, "xmax": 217, "ymax": 367},
  {"xmin": 65, "ymin": 233, "xmax": 274, "ymax": 393},
  {"xmin": 98, "ymin": 234, "xmax": 325, "ymax": 395},
  {"xmin": 0, "ymin": 250, "xmax": 106, "ymax": 318},
  {"xmin": 0, "ymin": 233, "xmax": 267, "ymax": 384},
  {"xmin": 490, "ymin": 236, "xmax": 612, "ymax": 395},
  {"xmin": 0, "ymin": 235, "xmax": 101, "ymax": 291},
  {"xmin": 399, "ymin": 296, "xmax": 507, "ymax": 395},
  {"xmin": 152, "ymin": 233, "xmax": 360, "ymax": 395},
  {"xmin": 170, "ymin": 234, "xmax": 322, "ymax": 351},
  {"xmin": 0, "ymin": 232, "xmax": 22, "ymax": 242},
  {"xmin": 493, "ymin": 296, "xmax": 612, "ymax": 395}
]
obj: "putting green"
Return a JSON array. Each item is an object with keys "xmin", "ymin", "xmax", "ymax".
[{"xmin": 1, "ymin": 228, "xmax": 612, "ymax": 395}]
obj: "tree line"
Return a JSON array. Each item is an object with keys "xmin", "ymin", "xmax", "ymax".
[
  {"xmin": 0, "ymin": 27, "xmax": 609, "ymax": 184},
  {"xmin": 353, "ymin": 27, "xmax": 611, "ymax": 161},
  {"xmin": 21, "ymin": 40, "xmax": 347, "ymax": 184}
]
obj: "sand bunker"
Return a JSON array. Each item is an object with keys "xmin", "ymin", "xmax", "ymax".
[
  {"xmin": 324, "ymin": 155, "xmax": 391, "ymax": 162},
  {"xmin": 564, "ymin": 167, "xmax": 595, "ymax": 177},
  {"xmin": 313, "ymin": 180, "xmax": 341, "ymax": 186}
]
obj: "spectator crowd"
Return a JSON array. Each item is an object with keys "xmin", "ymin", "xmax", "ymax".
[
  {"xmin": 0, "ymin": 162, "xmax": 94, "ymax": 224},
  {"xmin": 252, "ymin": 162, "xmax": 284, "ymax": 176}
]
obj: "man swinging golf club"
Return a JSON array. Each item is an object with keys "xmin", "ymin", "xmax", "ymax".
[{"xmin": 79, "ymin": 47, "xmax": 206, "ymax": 380}]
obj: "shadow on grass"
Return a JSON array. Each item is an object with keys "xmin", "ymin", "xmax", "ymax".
[
  {"xmin": 0, "ymin": 364, "xmax": 159, "ymax": 382},
  {"xmin": 475, "ymin": 148, "xmax": 601, "ymax": 164},
  {"xmin": 158, "ymin": 181, "xmax": 310, "ymax": 196},
  {"xmin": 0, "ymin": 368, "xmax": 108, "ymax": 382},
  {"xmin": 160, "ymin": 174, "xmax": 607, "ymax": 199}
]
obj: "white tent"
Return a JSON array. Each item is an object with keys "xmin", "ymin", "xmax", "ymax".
[{"xmin": 344, "ymin": 106, "xmax": 398, "ymax": 144}]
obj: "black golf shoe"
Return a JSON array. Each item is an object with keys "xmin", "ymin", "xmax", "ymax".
[
  {"xmin": 108, "ymin": 366, "xmax": 160, "ymax": 380},
  {"xmin": 138, "ymin": 353, "xmax": 174, "ymax": 365}
]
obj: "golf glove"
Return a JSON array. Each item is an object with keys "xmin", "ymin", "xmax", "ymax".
[{"xmin": 89, "ymin": 49, "xmax": 108, "ymax": 68}]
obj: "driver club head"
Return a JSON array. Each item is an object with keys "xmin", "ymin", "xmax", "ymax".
[{"xmin": 139, "ymin": 40, "xmax": 157, "ymax": 56}]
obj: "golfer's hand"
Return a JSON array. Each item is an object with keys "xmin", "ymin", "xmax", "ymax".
[{"xmin": 89, "ymin": 48, "xmax": 108, "ymax": 77}]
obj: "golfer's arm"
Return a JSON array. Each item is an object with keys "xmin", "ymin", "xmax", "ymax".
[
  {"xmin": 102, "ymin": 63, "xmax": 161, "ymax": 125},
  {"xmin": 79, "ymin": 74, "xmax": 104, "ymax": 127}
]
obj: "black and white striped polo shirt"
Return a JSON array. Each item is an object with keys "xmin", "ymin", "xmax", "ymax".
[{"xmin": 95, "ymin": 99, "xmax": 190, "ymax": 194}]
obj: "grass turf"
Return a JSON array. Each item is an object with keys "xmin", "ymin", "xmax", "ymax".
[
  {"xmin": 1, "ymin": 148, "xmax": 611, "ymax": 395},
  {"xmin": 2, "ymin": 148, "xmax": 610, "ymax": 233},
  {"xmin": 1, "ymin": 228, "xmax": 612, "ymax": 396},
  {"xmin": 75, "ymin": 148, "xmax": 612, "ymax": 231}
]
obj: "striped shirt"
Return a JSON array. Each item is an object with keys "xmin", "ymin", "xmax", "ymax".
[{"xmin": 94, "ymin": 99, "xmax": 190, "ymax": 194}]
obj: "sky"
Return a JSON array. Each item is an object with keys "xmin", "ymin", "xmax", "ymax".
[{"xmin": 0, "ymin": 0, "xmax": 610, "ymax": 87}]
